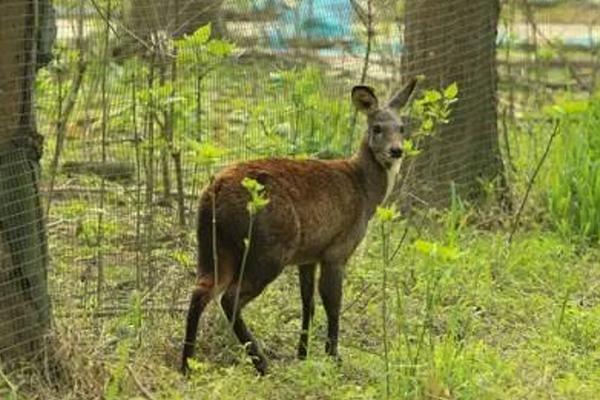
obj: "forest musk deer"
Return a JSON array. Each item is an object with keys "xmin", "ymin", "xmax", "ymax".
[{"xmin": 181, "ymin": 78, "xmax": 418, "ymax": 375}]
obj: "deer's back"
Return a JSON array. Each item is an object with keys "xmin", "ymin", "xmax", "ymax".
[{"xmin": 199, "ymin": 158, "xmax": 369, "ymax": 267}]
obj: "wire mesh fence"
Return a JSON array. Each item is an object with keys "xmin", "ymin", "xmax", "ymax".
[
  {"xmin": 38, "ymin": 0, "xmax": 411, "ymax": 322},
  {"xmin": 1, "ymin": 0, "xmax": 599, "ymax": 372}
]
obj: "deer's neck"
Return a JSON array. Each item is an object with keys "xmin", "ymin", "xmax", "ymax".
[{"xmin": 350, "ymin": 138, "xmax": 400, "ymax": 214}]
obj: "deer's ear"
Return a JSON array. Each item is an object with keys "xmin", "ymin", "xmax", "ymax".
[
  {"xmin": 352, "ymin": 85, "xmax": 379, "ymax": 114},
  {"xmin": 387, "ymin": 78, "xmax": 418, "ymax": 109}
]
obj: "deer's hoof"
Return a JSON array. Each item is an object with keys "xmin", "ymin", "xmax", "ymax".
[{"xmin": 252, "ymin": 356, "xmax": 269, "ymax": 376}]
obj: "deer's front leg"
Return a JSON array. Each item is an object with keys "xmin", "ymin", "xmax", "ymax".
[
  {"xmin": 319, "ymin": 263, "xmax": 344, "ymax": 358},
  {"xmin": 298, "ymin": 264, "xmax": 317, "ymax": 359}
]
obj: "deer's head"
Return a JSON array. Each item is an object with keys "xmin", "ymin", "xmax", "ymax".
[{"xmin": 352, "ymin": 79, "xmax": 417, "ymax": 169}]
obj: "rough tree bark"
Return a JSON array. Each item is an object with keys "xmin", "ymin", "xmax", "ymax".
[
  {"xmin": 0, "ymin": 0, "xmax": 53, "ymax": 366},
  {"xmin": 400, "ymin": 0, "xmax": 508, "ymax": 208}
]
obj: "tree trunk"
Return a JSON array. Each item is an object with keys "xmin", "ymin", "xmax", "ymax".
[
  {"xmin": 0, "ymin": 0, "xmax": 51, "ymax": 366},
  {"xmin": 400, "ymin": 0, "xmax": 508, "ymax": 207}
]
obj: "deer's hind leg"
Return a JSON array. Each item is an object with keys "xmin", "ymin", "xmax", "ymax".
[
  {"xmin": 297, "ymin": 263, "xmax": 317, "ymax": 359},
  {"xmin": 220, "ymin": 260, "xmax": 284, "ymax": 375},
  {"xmin": 181, "ymin": 253, "xmax": 236, "ymax": 374}
]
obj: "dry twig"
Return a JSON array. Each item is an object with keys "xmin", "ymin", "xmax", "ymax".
[
  {"xmin": 508, "ymin": 120, "xmax": 561, "ymax": 245},
  {"xmin": 126, "ymin": 366, "xmax": 155, "ymax": 400}
]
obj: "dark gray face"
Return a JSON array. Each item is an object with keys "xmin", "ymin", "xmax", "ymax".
[
  {"xmin": 352, "ymin": 79, "xmax": 417, "ymax": 168},
  {"xmin": 367, "ymin": 108, "xmax": 406, "ymax": 167}
]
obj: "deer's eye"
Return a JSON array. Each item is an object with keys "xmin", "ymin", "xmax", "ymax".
[
  {"xmin": 399, "ymin": 125, "xmax": 405, "ymax": 134},
  {"xmin": 373, "ymin": 125, "xmax": 382, "ymax": 135}
]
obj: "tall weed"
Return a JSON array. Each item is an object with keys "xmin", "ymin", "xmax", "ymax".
[{"xmin": 544, "ymin": 97, "xmax": 600, "ymax": 242}]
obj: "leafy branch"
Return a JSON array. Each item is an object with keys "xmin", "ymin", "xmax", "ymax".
[{"xmin": 232, "ymin": 177, "xmax": 270, "ymax": 320}]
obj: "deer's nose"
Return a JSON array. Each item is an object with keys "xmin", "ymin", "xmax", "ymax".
[{"xmin": 389, "ymin": 146, "xmax": 403, "ymax": 159}]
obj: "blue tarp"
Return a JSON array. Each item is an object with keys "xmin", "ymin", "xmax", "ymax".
[{"xmin": 253, "ymin": 0, "xmax": 354, "ymax": 52}]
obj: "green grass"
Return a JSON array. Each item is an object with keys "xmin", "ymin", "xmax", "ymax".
[
  {"xmin": 10, "ymin": 211, "xmax": 597, "ymax": 400},
  {"xmin": 543, "ymin": 96, "xmax": 600, "ymax": 242}
]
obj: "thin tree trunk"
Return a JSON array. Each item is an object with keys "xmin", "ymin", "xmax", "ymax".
[
  {"xmin": 159, "ymin": 62, "xmax": 172, "ymax": 204},
  {"xmin": 132, "ymin": 70, "xmax": 143, "ymax": 290},
  {"xmin": 171, "ymin": 0, "xmax": 186, "ymax": 227},
  {"xmin": 145, "ymin": 57, "xmax": 157, "ymax": 288},
  {"xmin": 96, "ymin": 0, "xmax": 112, "ymax": 311},
  {"xmin": 0, "ymin": 0, "xmax": 51, "ymax": 365}
]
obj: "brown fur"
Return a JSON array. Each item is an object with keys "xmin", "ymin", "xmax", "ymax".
[{"xmin": 181, "ymin": 79, "xmax": 418, "ymax": 375}]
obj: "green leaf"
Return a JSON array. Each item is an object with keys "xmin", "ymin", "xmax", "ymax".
[
  {"xmin": 195, "ymin": 143, "xmax": 227, "ymax": 165},
  {"xmin": 188, "ymin": 23, "xmax": 212, "ymax": 46},
  {"xmin": 422, "ymin": 118, "xmax": 434, "ymax": 132},
  {"xmin": 414, "ymin": 239, "xmax": 460, "ymax": 261},
  {"xmin": 241, "ymin": 177, "xmax": 264, "ymax": 192},
  {"xmin": 424, "ymin": 90, "xmax": 442, "ymax": 103},
  {"xmin": 444, "ymin": 82, "xmax": 459, "ymax": 100},
  {"xmin": 186, "ymin": 358, "xmax": 205, "ymax": 373},
  {"xmin": 242, "ymin": 177, "xmax": 270, "ymax": 215},
  {"xmin": 438, "ymin": 245, "xmax": 460, "ymax": 261},
  {"xmin": 176, "ymin": 50, "xmax": 196, "ymax": 66},
  {"xmin": 402, "ymin": 139, "xmax": 421, "ymax": 157},
  {"xmin": 175, "ymin": 24, "xmax": 212, "ymax": 67},
  {"xmin": 376, "ymin": 206, "xmax": 398, "ymax": 222},
  {"xmin": 414, "ymin": 239, "xmax": 435, "ymax": 255},
  {"xmin": 206, "ymin": 40, "xmax": 235, "ymax": 57}
]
